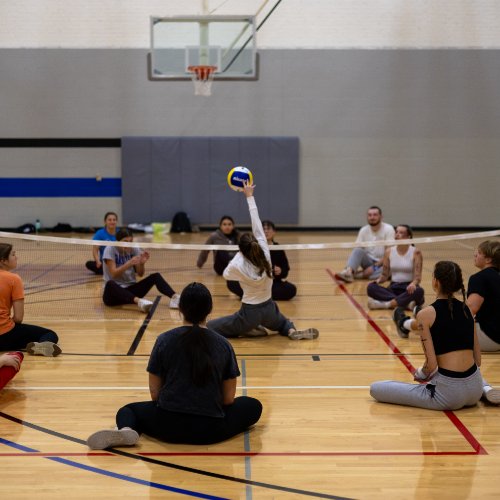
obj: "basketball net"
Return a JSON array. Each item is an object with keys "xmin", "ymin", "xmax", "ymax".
[{"xmin": 188, "ymin": 65, "xmax": 217, "ymax": 96}]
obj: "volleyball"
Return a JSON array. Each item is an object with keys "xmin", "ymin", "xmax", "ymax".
[{"xmin": 227, "ymin": 166, "xmax": 253, "ymax": 191}]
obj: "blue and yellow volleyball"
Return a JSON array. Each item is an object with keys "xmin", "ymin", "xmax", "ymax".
[{"xmin": 227, "ymin": 166, "xmax": 253, "ymax": 191}]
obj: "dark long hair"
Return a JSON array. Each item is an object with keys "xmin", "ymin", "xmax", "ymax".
[
  {"xmin": 239, "ymin": 233, "xmax": 272, "ymax": 278},
  {"xmin": 177, "ymin": 282, "xmax": 215, "ymax": 387},
  {"xmin": 0, "ymin": 243, "xmax": 13, "ymax": 261},
  {"xmin": 433, "ymin": 261, "xmax": 468, "ymax": 319},
  {"xmin": 116, "ymin": 228, "xmax": 133, "ymax": 241}
]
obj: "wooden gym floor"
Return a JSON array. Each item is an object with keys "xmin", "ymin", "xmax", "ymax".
[{"xmin": 0, "ymin": 230, "xmax": 499, "ymax": 499}]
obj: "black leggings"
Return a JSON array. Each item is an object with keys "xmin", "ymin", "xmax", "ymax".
[
  {"xmin": 85, "ymin": 260, "xmax": 103, "ymax": 275},
  {"xmin": 0, "ymin": 323, "xmax": 58, "ymax": 351},
  {"xmin": 116, "ymin": 396, "xmax": 262, "ymax": 445},
  {"xmin": 103, "ymin": 273, "xmax": 175, "ymax": 306}
]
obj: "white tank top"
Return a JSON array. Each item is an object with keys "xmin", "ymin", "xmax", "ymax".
[{"xmin": 390, "ymin": 246, "xmax": 415, "ymax": 283}]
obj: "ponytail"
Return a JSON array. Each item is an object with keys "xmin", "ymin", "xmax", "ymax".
[
  {"xmin": 239, "ymin": 233, "xmax": 272, "ymax": 278},
  {"xmin": 178, "ymin": 325, "xmax": 214, "ymax": 386}
]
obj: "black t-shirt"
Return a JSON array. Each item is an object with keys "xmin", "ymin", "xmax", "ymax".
[
  {"xmin": 270, "ymin": 240, "xmax": 290, "ymax": 281},
  {"xmin": 467, "ymin": 267, "xmax": 500, "ymax": 343},
  {"xmin": 147, "ymin": 326, "xmax": 240, "ymax": 418},
  {"xmin": 430, "ymin": 298, "xmax": 474, "ymax": 355}
]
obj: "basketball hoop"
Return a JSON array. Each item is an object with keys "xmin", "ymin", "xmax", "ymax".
[{"xmin": 188, "ymin": 65, "xmax": 217, "ymax": 96}]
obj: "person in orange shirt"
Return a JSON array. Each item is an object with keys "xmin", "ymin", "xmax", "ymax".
[{"xmin": 0, "ymin": 243, "xmax": 61, "ymax": 357}]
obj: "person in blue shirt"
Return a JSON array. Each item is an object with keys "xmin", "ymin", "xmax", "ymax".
[{"xmin": 85, "ymin": 212, "xmax": 118, "ymax": 275}]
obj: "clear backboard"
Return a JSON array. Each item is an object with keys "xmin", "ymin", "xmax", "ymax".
[{"xmin": 149, "ymin": 15, "xmax": 258, "ymax": 81}]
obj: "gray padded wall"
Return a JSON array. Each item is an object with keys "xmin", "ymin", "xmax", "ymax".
[
  {"xmin": 121, "ymin": 137, "xmax": 299, "ymax": 225},
  {"xmin": 1, "ymin": 48, "xmax": 500, "ymax": 227}
]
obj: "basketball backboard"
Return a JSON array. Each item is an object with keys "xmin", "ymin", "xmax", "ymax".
[{"xmin": 149, "ymin": 15, "xmax": 258, "ymax": 81}]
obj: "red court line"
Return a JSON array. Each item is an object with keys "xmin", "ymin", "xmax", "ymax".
[{"xmin": 327, "ymin": 269, "xmax": 487, "ymax": 456}]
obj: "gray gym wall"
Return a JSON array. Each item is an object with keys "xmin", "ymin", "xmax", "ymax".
[{"xmin": 1, "ymin": 48, "xmax": 499, "ymax": 228}]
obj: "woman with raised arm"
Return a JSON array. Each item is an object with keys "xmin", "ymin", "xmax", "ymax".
[
  {"xmin": 370, "ymin": 261, "xmax": 484, "ymax": 410},
  {"xmin": 87, "ymin": 282, "xmax": 262, "ymax": 449},
  {"xmin": 102, "ymin": 228, "xmax": 180, "ymax": 312},
  {"xmin": 85, "ymin": 211, "xmax": 118, "ymax": 275},
  {"xmin": 0, "ymin": 243, "xmax": 61, "ymax": 356},
  {"xmin": 207, "ymin": 181, "xmax": 318, "ymax": 340}
]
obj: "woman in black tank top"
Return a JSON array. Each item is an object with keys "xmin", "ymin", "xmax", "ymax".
[{"xmin": 370, "ymin": 261, "xmax": 487, "ymax": 411}]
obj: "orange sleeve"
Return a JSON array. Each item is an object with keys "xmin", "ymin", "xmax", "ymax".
[{"xmin": 11, "ymin": 274, "xmax": 24, "ymax": 301}]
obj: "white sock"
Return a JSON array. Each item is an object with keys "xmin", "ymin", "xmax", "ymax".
[{"xmin": 403, "ymin": 319, "xmax": 413, "ymax": 331}]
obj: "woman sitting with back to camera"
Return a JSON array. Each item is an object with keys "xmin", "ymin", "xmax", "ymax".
[
  {"xmin": 207, "ymin": 181, "xmax": 318, "ymax": 340},
  {"xmin": 370, "ymin": 261, "xmax": 484, "ymax": 410},
  {"xmin": 102, "ymin": 228, "xmax": 180, "ymax": 312},
  {"xmin": 87, "ymin": 282, "xmax": 262, "ymax": 449}
]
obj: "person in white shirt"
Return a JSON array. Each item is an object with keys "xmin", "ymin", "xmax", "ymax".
[
  {"xmin": 207, "ymin": 181, "xmax": 319, "ymax": 341},
  {"xmin": 335, "ymin": 206, "xmax": 395, "ymax": 283},
  {"xmin": 366, "ymin": 224, "xmax": 424, "ymax": 311}
]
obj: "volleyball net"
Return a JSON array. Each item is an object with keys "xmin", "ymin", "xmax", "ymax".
[{"xmin": 0, "ymin": 229, "xmax": 499, "ymax": 322}]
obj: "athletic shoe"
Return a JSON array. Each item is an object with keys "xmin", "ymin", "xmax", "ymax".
[
  {"xmin": 288, "ymin": 328, "xmax": 319, "ymax": 340},
  {"xmin": 26, "ymin": 342, "xmax": 62, "ymax": 357},
  {"xmin": 408, "ymin": 301, "xmax": 416, "ymax": 311},
  {"xmin": 334, "ymin": 269, "xmax": 353, "ymax": 283},
  {"xmin": 169, "ymin": 293, "xmax": 180, "ymax": 309},
  {"xmin": 353, "ymin": 271, "xmax": 365, "ymax": 280},
  {"xmin": 413, "ymin": 305, "xmax": 423, "ymax": 317},
  {"xmin": 392, "ymin": 307, "xmax": 410, "ymax": 339},
  {"xmin": 483, "ymin": 387, "xmax": 500, "ymax": 405},
  {"xmin": 137, "ymin": 298, "xmax": 153, "ymax": 313},
  {"xmin": 87, "ymin": 428, "xmax": 139, "ymax": 450},
  {"xmin": 367, "ymin": 298, "xmax": 390, "ymax": 310},
  {"xmin": 242, "ymin": 326, "xmax": 268, "ymax": 337}
]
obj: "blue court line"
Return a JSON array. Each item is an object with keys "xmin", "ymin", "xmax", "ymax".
[
  {"xmin": 241, "ymin": 359, "xmax": 253, "ymax": 500},
  {"xmin": 0, "ymin": 178, "xmax": 121, "ymax": 197},
  {"xmin": 0, "ymin": 437, "xmax": 227, "ymax": 499}
]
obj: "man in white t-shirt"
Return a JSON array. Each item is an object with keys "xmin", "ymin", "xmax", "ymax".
[{"xmin": 335, "ymin": 206, "xmax": 395, "ymax": 283}]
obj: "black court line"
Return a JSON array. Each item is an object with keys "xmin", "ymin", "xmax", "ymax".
[
  {"xmin": 0, "ymin": 411, "xmax": 353, "ymax": 500},
  {"xmin": 127, "ymin": 296, "xmax": 161, "ymax": 355}
]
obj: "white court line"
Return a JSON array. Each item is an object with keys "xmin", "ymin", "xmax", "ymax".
[{"xmin": 6, "ymin": 385, "xmax": 370, "ymax": 391}]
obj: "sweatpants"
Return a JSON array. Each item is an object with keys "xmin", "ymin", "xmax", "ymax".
[
  {"xmin": 227, "ymin": 280, "xmax": 297, "ymax": 301},
  {"xmin": 0, "ymin": 323, "xmax": 58, "ymax": 351},
  {"xmin": 476, "ymin": 322, "xmax": 500, "ymax": 352},
  {"xmin": 370, "ymin": 367, "xmax": 483, "ymax": 411},
  {"xmin": 347, "ymin": 248, "xmax": 382, "ymax": 279},
  {"xmin": 116, "ymin": 396, "xmax": 262, "ymax": 445},
  {"xmin": 207, "ymin": 298, "xmax": 294, "ymax": 338},
  {"xmin": 103, "ymin": 273, "xmax": 175, "ymax": 306},
  {"xmin": 367, "ymin": 281, "xmax": 425, "ymax": 308}
]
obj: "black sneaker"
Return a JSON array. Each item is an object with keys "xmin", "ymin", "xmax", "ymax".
[{"xmin": 393, "ymin": 307, "xmax": 410, "ymax": 338}]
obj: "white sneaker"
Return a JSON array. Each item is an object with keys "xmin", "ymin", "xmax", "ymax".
[
  {"xmin": 407, "ymin": 301, "xmax": 416, "ymax": 311},
  {"xmin": 26, "ymin": 341, "xmax": 62, "ymax": 357},
  {"xmin": 367, "ymin": 298, "xmax": 390, "ymax": 310},
  {"xmin": 335, "ymin": 269, "xmax": 353, "ymax": 283},
  {"xmin": 169, "ymin": 293, "xmax": 180, "ymax": 309},
  {"xmin": 288, "ymin": 328, "xmax": 319, "ymax": 340},
  {"xmin": 483, "ymin": 387, "xmax": 500, "ymax": 405},
  {"xmin": 137, "ymin": 298, "xmax": 153, "ymax": 313},
  {"xmin": 87, "ymin": 428, "xmax": 139, "ymax": 450}
]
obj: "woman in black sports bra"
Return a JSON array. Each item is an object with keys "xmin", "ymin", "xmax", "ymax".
[{"xmin": 370, "ymin": 261, "xmax": 484, "ymax": 410}]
